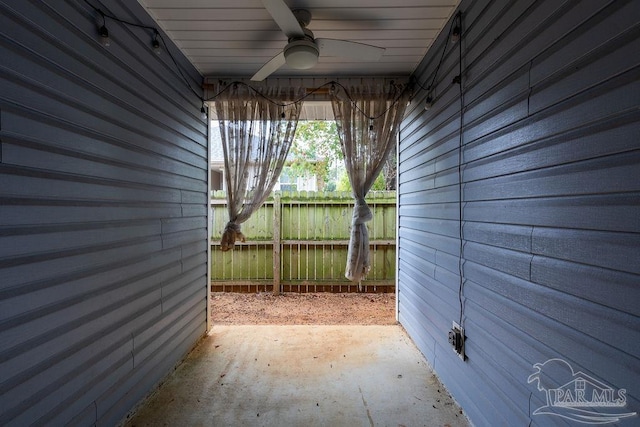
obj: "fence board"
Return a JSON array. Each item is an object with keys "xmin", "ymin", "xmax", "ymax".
[{"xmin": 210, "ymin": 191, "xmax": 396, "ymax": 292}]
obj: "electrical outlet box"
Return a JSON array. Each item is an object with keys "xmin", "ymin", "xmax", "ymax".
[{"xmin": 448, "ymin": 321, "xmax": 466, "ymax": 360}]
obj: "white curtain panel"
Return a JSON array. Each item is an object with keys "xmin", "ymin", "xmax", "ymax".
[
  {"xmin": 214, "ymin": 84, "xmax": 305, "ymax": 250},
  {"xmin": 331, "ymin": 82, "xmax": 410, "ymax": 285}
]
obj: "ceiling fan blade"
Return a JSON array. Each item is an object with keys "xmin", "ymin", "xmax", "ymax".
[
  {"xmin": 251, "ymin": 52, "xmax": 286, "ymax": 81},
  {"xmin": 316, "ymin": 39, "xmax": 385, "ymax": 61},
  {"xmin": 262, "ymin": 0, "xmax": 305, "ymax": 39}
]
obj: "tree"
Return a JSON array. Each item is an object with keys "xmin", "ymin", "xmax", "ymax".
[
  {"xmin": 336, "ymin": 169, "xmax": 385, "ymax": 192},
  {"xmin": 289, "ymin": 120, "xmax": 396, "ymax": 192},
  {"xmin": 288, "ymin": 121, "xmax": 343, "ymax": 191},
  {"xmin": 382, "ymin": 143, "xmax": 397, "ymax": 190}
]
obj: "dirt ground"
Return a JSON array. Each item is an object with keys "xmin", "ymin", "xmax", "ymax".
[{"xmin": 210, "ymin": 292, "xmax": 396, "ymax": 325}]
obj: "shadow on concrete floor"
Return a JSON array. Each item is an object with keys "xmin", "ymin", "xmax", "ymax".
[{"xmin": 124, "ymin": 325, "xmax": 469, "ymax": 427}]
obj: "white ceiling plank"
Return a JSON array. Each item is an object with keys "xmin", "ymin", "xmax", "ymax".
[
  {"xmin": 178, "ymin": 38, "xmax": 432, "ymax": 49},
  {"xmin": 161, "ymin": 18, "xmax": 447, "ymax": 31},
  {"xmin": 149, "ymin": 7, "xmax": 454, "ymax": 21},
  {"xmin": 184, "ymin": 47, "xmax": 426, "ymax": 57},
  {"xmin": 168, "ymin": 29, "xmax": 439, "ymax": 41},
  {"xmin": 143, "ymin": 0, "xmax": 453, "ymax": 7}
]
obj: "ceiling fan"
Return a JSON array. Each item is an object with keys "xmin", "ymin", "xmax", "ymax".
[{"xmin": 251, "ymin": 0, "xmax": 386, "ymax": 81}]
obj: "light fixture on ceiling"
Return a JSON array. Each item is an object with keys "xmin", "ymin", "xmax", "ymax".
[
  {"xmin": 451, "ymin": 26, "xmax": 461, "ymax": 42},
  {"xmin": 451, "ymin": 11, "xmax": 462, "ymax": 42},
  {"xmin": 424, "ymin": 96, "xmax": 434, "ymax": 110},
  {"xmin": 251, "ymin": 4, "xmax": 385, "ymax": 81},
  {"xmin": 152, "ymin": 30, "xmax": 161, "ymax": 54},
  {"xmin": 97, "ymin": 10, "xmax": 110, "ymax": 47},
  {"xmin": 284, "ymin": 39, "xmax": 319, "ymax": 69},
  {"xmin": 98, "ymin": 24, "xmax": 110, "ymax": 47}
]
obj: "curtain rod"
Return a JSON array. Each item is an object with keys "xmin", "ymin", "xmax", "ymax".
[
  {"xmin": 203, "ymin": 78, "xmax": 412, "ymax": 104},
  {"xmin": 203, "ymin": 76, "xmax": 410, "ymax": 89}
]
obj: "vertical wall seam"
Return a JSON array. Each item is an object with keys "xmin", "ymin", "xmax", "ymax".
[
  {"xmin": 131, "ymin": 332, "xmax": 136, "ymax": 368},
  {"xmin": 160, "ymin": 283, "xmax": 164, "ymax": 314},
  {"xmin": 529, "ymin": 226, "xmax": 535, "ymax": 281},
  {"xmin": 527, "ymin": 60, "xmax": 533, "ymax": 116}
]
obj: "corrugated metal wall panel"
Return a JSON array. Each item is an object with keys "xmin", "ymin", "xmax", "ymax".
[
  {"xmin": 0, "ymin": 0, "xmax": 207, "ymax": 425},
  {"xmin": 398, "ymin": 0, "xmax": 640, "ymax": 425}
]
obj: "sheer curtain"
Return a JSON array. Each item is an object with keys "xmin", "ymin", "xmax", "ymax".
[
  {"xmin": 330, "ymin": 82, "xmax": 410, "ymax": 285},
  {"xmin": 214, "ymin": 84, "xmax": 304, "ymax": 250}
]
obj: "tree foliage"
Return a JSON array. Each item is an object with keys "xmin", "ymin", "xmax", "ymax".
[
  {"xmin": 288, "ymin": 121, "xmax": 343, "ymax": 190},
  {"xmin": 336, "ymin": 169, "xmax": 386, "ymax": 192},
  {"xmin": 289, "ymin": 120, "xmax": 395, "ymax": 192}
]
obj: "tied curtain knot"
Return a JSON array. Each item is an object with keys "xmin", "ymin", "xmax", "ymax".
[
  {"xmin": 352, "ymin": 198, "xmax": 373, "ymax": 226},
  {"xmin": 220, "ymin": 221, "xmax": 245, "ymax": 252},
  {"xmin": 346, "ymin": 197, "xmax": 373, "ymax": 286}
]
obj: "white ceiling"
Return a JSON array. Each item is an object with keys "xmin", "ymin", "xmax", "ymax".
[{"xmin": 137, "ymin": 0, "xmax": 461, "ymax": 79}]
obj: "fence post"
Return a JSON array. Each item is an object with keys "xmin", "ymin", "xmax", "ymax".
[{"xmin": 273, "ymin": 193, "xmax": 281, "ymax": 294}]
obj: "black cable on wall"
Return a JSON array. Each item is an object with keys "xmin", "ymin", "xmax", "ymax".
[{"xmin": 454, "ymin": 11, "xmax": 466, "ymax": 334}]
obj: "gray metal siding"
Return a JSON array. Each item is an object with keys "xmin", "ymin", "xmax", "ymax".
[
  {"xmin": 398, "ymin": 0, "xmax": 640, "ymax": 425},
  {"xmin": 0, "ymin": 1, "xmax": 207, "ymax": 425}
]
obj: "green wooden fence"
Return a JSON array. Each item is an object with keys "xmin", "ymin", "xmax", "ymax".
[{"xmin": 211, "ymin": 191, "xmax": 396, "ymax": 293}]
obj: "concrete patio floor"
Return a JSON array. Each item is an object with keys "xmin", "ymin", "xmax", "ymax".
[{"xmin": 124, "ymin": 325, "xmax": 469, "ymax": 427}]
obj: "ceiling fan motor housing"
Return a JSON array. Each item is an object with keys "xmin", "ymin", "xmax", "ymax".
[{"xmin": 284, "ymin": 37, "xmax": 319, "ymax": 69}]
